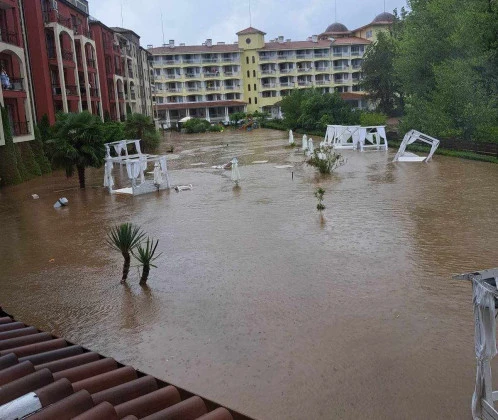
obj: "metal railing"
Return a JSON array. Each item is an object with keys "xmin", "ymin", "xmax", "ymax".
[
  {"xmin": 130, "ymin": 92, "xmax": 136, "ymax": 100},
  {"xmin": 128, "ymin": 70, "xmax": 134, "ymax": 78},
  {"xmin": 296, "ymin": 54, "xmax": 313, "ymax": 59},
  {"xmin": 224, "ymin": 85, "xmax": 240, "ymax": 90},
  {"xmin": 0, "ymin": 30, "xmax": 19, "ymax": 47},
  {"xmin": 185, "ymin": 73, "xmax": 200, "ymax": 78},
  {"xmin": 261, "ymin": 69, "xmax": 276, "ymax": 75},
  {"xmin": 297, "ymin": 80, "xmax": 312, "ymax": 86},
  {"xmin": 279, "ymin": 68, "xmax": 294, "ymax": 73},
  {"xmin": 314, "ymin": 53, "xmax": 329, "ymax": 58},
  {"xmin": 262, "ymin": 83, "xmax": 278, "ymax": 88},
  {"xmin": 297, "ymin": 67, "xmax": 313, "ymax": 72},
  {"xmin": 57, "ymin": 14, "xmax": 72, "ymax": 30},
  {"xmin": 62, "ymin": 50, "xmax": 74, "ymax": 62},
  {"xmin": 5, "ymin": 78, "xmax": 25, "ymax": 91},
  {"xmin": 203, "ymin": 72, "xmax": 220, "ymax": 77},
  {"xmin": 206, "ymin": 86, "xmax": 221, "ymax": 91},
  {"xmin": 202, "ymin": 58, "xmax": 219, "ymax": 63},
  {"xmin": 223, "ymin": 71, "xmax": 239, "ymax": 76},
  {"xmin": 259, "ymin": 56, "xmax": 276, "ymax": 61},
  {"xmin": 278, "ymin": 54, "xmax": 295, "ymax": 60},
  {"xmin": 315, "ymin": 80, "xmax": 330, "ymax": 85},
  {"xmin": 117, "ymin": 91, "xmax": 124, "ymax": 99},
  {"xmin": 167, "ymin": 87, "xmax": 182, "ymax": 92},
  {"xmin": 221, "ymin": 57, "xmax": 236, "ymax": 62},
  {"xmin": 315, "ymin": 67, "xmax": 330, "ymax": 72},
  {"xmin": 11, "ymin": 121, "xmax": 30, "ymax": 136},
  {"xmin": 279, "ymin": 82, "xmax": 293, "ymax": 87},
  {"xmin": 89, "ymin": 88, "xmax": 99, "ymax": 97},
  {"xmin": 333, "ymin": 65, "xmax": 349, "ymax": 71},
  {"xmin": 334, "ymin": 79, "xmax": 348, "ymax": 84},
  {"xmin": 65, "ymin": 85, "xmax": 78, "ymax": 95},
  {"xmin": 87, "ymin": 58, "xmax": 96, "ymax": 68}
]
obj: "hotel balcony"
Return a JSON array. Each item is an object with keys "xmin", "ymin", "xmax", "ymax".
[
  {"xmin": 52, "ymin": 84, "xmax": 79, "ymax": 97},
  {"xmin": 279, "ymin": 81, "xmax": 294, "ymax": 87},
  {"xmin": 262, "ymin": 83, "xmax": 278, "ymax": 89},
  {"xmin": 314, "ymin": 52, "xmax": 329, "ymax": 58},
  {"xmin": 117, "ymin": 91, "xmax": 124, "ymax": 100},
  {"xmin": 43, "ymin": 10, "xmax": 73, "ymax": 31},
  {"xmin": 223, "ymin": 71, "xmax": 239, "ymax": 77},
  {"xmin": 297, "ymin": 67, "xmax": 313, "ymax": 73},
  {"xmin": 203, "ymin": 71, "xmax": 220, "ymax": 78},
  {"xmin": 315, "ymin": 66, "xmax": 330, "ymax": 72},
  {"xmin": 11, "ymin": 121, "xmax": 30, "ymax": 136},
  {"xmin": 333, "ymin": 65, "xmax": 349, "ymax": 71},
  {"xmin": 261, "ymin": 69, "xmax": 277, "ymax": 75},
  {"xmin": 0, "ymin": 29, "xmax": 20, "ymax": 47},
  {"xmin": 259, "ymin": 55, "xmax": 276, "ymax": 61},
  {"xmin": 277, "ymin": 54, "xmax": 295, "ymax": 61},
  {"xmin": 87, "ymin": 58, "xmax": 96, "ymax": 69},
  {"xmin": 296, "ymin": 54, "xmax": 313, "ymax": 60},
  {"xmin": 3, "ymin": 77, "xmax": 25, "ymax": 93},
  {"xmin": 334, "ymin": 79, "xmax": 349, "ymax": 84},
  {"xmin": 224, "ymin": 85, "xmax": 240, "ymax": 91},
  {"xmin": 279, "ymin": 68, "xmax": 294, "ymax": 74},
  {"xmin": 297, "ymin": 80, "xmax": 312, "ymax": 86},
  {"xmin": 202, "ymin": 57, "xmax": 219, "ymax": 64}
]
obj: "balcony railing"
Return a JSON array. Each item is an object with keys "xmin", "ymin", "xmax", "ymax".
[
  {"xmin": 314, "ymin": 53, "xmax": 329, "ymax": 58},
  {"xmin": 130, "ymin": 92, "xmax": 136, "ymax": 100},
  {"xmin": 315, "ymin": 67, "xmax": 330, "ymax": 72},
  {"xmin": 89, "ymin": 88, "xmax": 99, "ymax": 97},
  {"xmin": 262, "ymin": 83, "xmax": 278, "ymax": 88},
  {"xmin": 352, "ymin": 64, "xmax": 362, "ymax": 70},
  {"xmin": 315, "ymin": 80, "xmax": 330, "ymax": 85},
  {"xmin": 185, "ymin": 73, "xmax": 200, "ymax": 78},
  {"xmin": 261, "ymin": 69, "xmax": 276, "ymax": 75},
  {"xmin": 279, "ymin": 68, "xmax": 293, "ymax": 73},
  {"xmin": 221, "ymin": 57, "xmax": 236, "ymax": 62},
  {"xmin": 117, "ymin": 91, "xmax": 124, "ymax": 99},
  {"xmin": 297, "ymin": 80, "xmax": 312, "ymax": 86},
  {"xmin": 333, "ymin": 52, "xmax": 347, "ymax": 57},
  {"xmin": 128, "ymin": 70, "xmax": 134, "ymax": 78},
  {"xmin": 223, "ymin": 71, "xmax": 239, "ymax": 76},
  {"xmin": 351, "ymin": 51, "xmax": 363, "ymax": 57},
  {"xmin": 5, "ymin": 78, "xmax": 25, "ymax": 91},
  {"xmin": 297, "ymin": 67, "xmax": 313, "ymax": 72},
  {"xmin": 278, "ymin": 55, "xmax": 295, "ymax": 60},
  {"xmin": 186, "ymin": 87, "xmax": 200, "ymax": 92},
  {"xmin": 167, "ymin": 87, "xmax": 182, "ymax": 92},
  {"xmin": 202, "ymin": 58, "xmax": 219, "ymax": 63},
  {"xmin": 333, "ymin": 65, "xmax": 349, "ymax": 71},
  {"xmin": 0, "ymin": 30, "xmax": 20, "ymax": 47},
  {"xmin": 166, "ymin": 74, "xmax": 180, "ymax": 79},
  {"xmin": 62, "ymin": 50, "xmax": 74, "ymax": 62},
  {"xmin": 259, "ymin": 56, "xmax": 276, "ymax": 61},
  {"xmin": 87, "ymin": 58, "xmax": 96, "ymax": 68},
  {"xmin": 203, "ymin": 72, "xmax": 220, "ymax": 77},
  {"xmin": 11, "ymin": 121, "xmax": 30, "ymax": 136},
  {"xmin": 279, "ymin": 82, "xmax": 293, "ymax": 87},
  {"xmin": 57, "ymin": 14, "xmax": 72, "ymax": 30},
  {"xmin": 183, "ymin": 59, "xmax": 200, "ymax": 64},
  {"xmin": 224, "ymin": 85, "xmax": 240, "ymax": 90},
  {"xmin": 296, "ymin": 54, "xmax": 313, "ymax": 59},
  {"xmin": 65, "ymin": 85, "xmax": 78, "ymax": 95},
  {"xmin": 206, "ymin": 86, "xmax": 221, "ymax": 91},
  {"xmin": 334, "ymin": 79, "xmax": 348, "ymax": 84}
]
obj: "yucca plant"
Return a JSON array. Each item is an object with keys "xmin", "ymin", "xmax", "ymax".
[
  {"xmin": 107, "ymin": 223, "xmax": 145, "ymax": 283},
  {"xmin": 315, "ymin": 187, "xmax": 326, "ymax": 212},
  {"xmin": 132, "ymin": 237, "xmax": 162, "ymax": 285}
]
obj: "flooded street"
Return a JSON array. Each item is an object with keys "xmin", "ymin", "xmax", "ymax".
[{"xmin": 0, "ymin": 128, "xmax": 497, "ymax": 419}]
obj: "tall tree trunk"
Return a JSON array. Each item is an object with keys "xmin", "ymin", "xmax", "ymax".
[
  {"xmin": 139, "ymin": 265, "xmax": 150, "ymax": 285},
  {"xmin": 77, "ymin": 165, "xmax": 85, "ymax": 189},
  {"xmin": 121, "ymin": 252, "xmax": 130, "ymax": 283}
]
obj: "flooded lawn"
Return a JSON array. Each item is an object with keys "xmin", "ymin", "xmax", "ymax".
[{"xmin": 0, "ymin": 128, "xmax": 497, "ymax": 419}]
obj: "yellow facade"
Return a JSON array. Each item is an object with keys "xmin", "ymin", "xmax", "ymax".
[{"xmin": 149, "ymin": 14, "xmax": 393, "ymax": 123}]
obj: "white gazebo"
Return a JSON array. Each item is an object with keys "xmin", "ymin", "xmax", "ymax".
[
  {"xmin": 104, "ymin": 140, "xmax": 170, "ymax": 195},
  {"xmin": 393, "ymin": 130, "xmax": 440, "ymax": 162},
  {"xmin": 324, "ymin": 125, "xmax": 361, "ymax": 150},
  {"xmin": 354, "ymin": 126, "xmax": 389, "ymax": 151},
  {"xmin": 454, "ymin": 268, "xmax": 498, "ymax": 420}
]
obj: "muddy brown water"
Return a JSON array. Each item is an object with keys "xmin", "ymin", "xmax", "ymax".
[{"xmin": 0, "ymin": 128, "xmax": 497, "ymax": 419}]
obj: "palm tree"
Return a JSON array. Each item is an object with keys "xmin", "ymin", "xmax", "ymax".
[
  {"xmin": 107, "ymin": 223, "xmax": 145, "ymax": 283},
  {"xmin": 124, "ymin": 113, "xmax": 160, "ymax": 153},
  {"xmin": 132, "ymin": 237, "xmax": 161, "ymax": 285},
  {"xmin": 47, "ymin": 112, "xmax": 104, "ymax": 188}
]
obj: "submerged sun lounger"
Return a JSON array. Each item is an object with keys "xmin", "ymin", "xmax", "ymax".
[{"xmin": 393, "ymin": 130, "xmax": 440, "ymax": 162}]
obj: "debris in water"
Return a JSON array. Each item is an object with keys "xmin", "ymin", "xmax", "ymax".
[
  {"xmin": 53, "ymin": 197, "xmax": 68, "ymax": 209},
  {"xmin": 275, "ymin": 165, "xmax": 293, "ymax": 169},
  {"xmin": 175, "ymin": 184, "xmax": 193, "ymax": 192},
  {"xmin": 32, "ymin": 194, "xmax": 39, "ymax": 199}
]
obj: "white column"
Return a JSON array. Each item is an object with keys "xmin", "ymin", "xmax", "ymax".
[
  {"xmin": 224, "ymin": 106, "xmax": 229, "ymax": 122},
  {"xmin": 205, "ymin": 107, "xmax": 210, "ymax": 122},
  {"xmin": 80, "ymin": 40, "xmax": 91, "ymax": 112},
  {"xmin": 71, "ymin": 37, "xmax": 82, "ymax": 112},
  {"xmin": 186, "ymin": 108, "xmax": 190, "ymax": 117},
  {"xmin": 113, "ymin": 77, "xmax": 120, "ymax": 121},
  {"xmin": 166, "ymin": 109, "xmax": 171, "ymax": 128},
  {"xmin": 54, "ymin": 27, "xmax": 68, "ymax": 113}
]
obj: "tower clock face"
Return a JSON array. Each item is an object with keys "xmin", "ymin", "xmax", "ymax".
[{"xmin": 246, "ymin": 38, "xmax": 251, "ymax": 44}]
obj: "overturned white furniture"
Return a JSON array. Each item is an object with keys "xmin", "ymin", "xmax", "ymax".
[
  {"xmin": 355, "ymin": 126, "xmax": 388, "ymax": 151},
  {"xmin": 393, "ymin": 130, "xmax": 440, "ymax": 162},
  {"xmin": 454, "ymin": 268, "xmax": 498, "ymax": 420},
  {"xmin": 104, "ymin": 140, "xmax": 170, "ymax": 195}
]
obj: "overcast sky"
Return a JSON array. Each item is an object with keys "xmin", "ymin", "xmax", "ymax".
[{"xmin": 90, "ymin": 0, "xmax": 407, "ymax": 48}]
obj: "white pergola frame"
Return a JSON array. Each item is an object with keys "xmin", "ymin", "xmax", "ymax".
[
  {"xmin": 104, "ymin": 139, "xmax": 170, "ymax": 195},
  {"xmin": 354, "ymin": 126, "xmax": 388, "ymax": 151},
  {"xmin": 324, "ymin": 125, "xmax": 361, "ymax": 150},
  {"xmin": 455, "ymin": 268, "xmax": 498, "ymax": 420},
  {"xmin": 393, "ymin": 130, "xmax": 440, "ymax": 162}
]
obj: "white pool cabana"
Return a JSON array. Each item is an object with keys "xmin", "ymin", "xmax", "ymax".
[
  {"xmin": 104, "ymin": 140, "xmax": 171, "ymax": 195},
  {"xmin": 354, "ymin": 126, "xmax": 388, "ymax": 151},
  {"xmin": 324, "ymin": 125, "xmax": 361, "ymax": 150},
  {"xmin": 393, "ymin": 130, "xmax": 440, "ymax": 162},
  {"xmin": 454, "ymin": 268, "xmax": 498, "ymax": 420}
]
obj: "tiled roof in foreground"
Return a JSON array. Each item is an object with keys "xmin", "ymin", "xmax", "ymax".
[{"xmin": 0, "ymin": 308, "xmax": 252, "ymax": 420}]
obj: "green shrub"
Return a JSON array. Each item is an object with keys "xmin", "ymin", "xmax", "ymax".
[
  {"xmin": 31, "ymin": 126, "xmax": 51, "ymax": 174},
  {"xmin": 475, "ymin": 126, "xmax": 498, "ymax": 143},
  {"xmin": 229, "ymin": 111, "xmax": 247, "ymax": 122},
  {"xmin": 142, "ymin": 129, "xmax": 161, "ymax": 151},
  {"xmin": 0, "ymin": 107, "xmax": 22, "ymax": 185},
  {"xmin": 102, "ymin": 121, "xmax": 125, "ymax": 143},
  {"xmin": 208, "ymin": 124, "xmax": 223, "ymax": 132},
  {"xmin": 360, "ymin": 112, "xmax": 388, "ymax": 126},
  {"xmin": 19, "ymin": 142, "xmax": 41, "ymax": 179},
  {"xmin": 184, "ymin": 118, "xmax": 211, "ymax": 133}
]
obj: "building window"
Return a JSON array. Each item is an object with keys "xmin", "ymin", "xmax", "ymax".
[
  {"xmin": 253, "ymin": 70, "xmax": 256, "ymax": 77},
  {"xmin": 246, "ymin": 57, "xmax": 249, "ymax": 64},
  {"xmin": 252, "ymin": 56, "xmax": 255, "ymax": 64},
  {"xmin": 249, "ymin": 98, "xmax": 252, "ymax": 104},
  {"xmin": 255, "ymin": 97, "xmax": 258, "ymax": 104},
  {"xmin": 247, "ymin": 70, "xmax": 250, "ymax": 77},
  {"xmin": 248, "ymin": 84, "xmax": 251, "ymax": 91},
  {"xmin": 366, "ymin": 30, "xmax": 372, "ymax": 38},
  {"xmin": 254, "ymin": 83, "xmax": 256, "ymax": 90}
]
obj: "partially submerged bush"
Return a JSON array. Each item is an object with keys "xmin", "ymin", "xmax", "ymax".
[
  {"xmin": 360, "ymin": 112, "xmax": 388, "ymax": 127},
  {"xmin": 184, "ymin": 118, "xmax": 211, "ymax": 133},
  {"xmin": 307, "ymin": 145, "xmax": 345, "ymax": 174}
]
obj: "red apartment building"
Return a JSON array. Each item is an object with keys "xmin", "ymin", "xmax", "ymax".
[
  {"xmin": 0, "ymin": 0, "xmax": 35, "ymax": 146},
  {"xmin": 90, "ymin": 20, "xmax": 126, "ymax": 121},
  {"xmin": 23, "ymin": 0, "xmax": 103, "ymax": 125}
]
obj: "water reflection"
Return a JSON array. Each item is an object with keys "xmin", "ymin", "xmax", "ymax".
[{"xmin": 0, "ymin": 129, "xmax": 497, "ymax": 419}]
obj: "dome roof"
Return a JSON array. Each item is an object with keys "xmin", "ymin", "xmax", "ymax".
[
  {"xmin": 372, "ymin": 12, "xmax": 395, "ymax": 23},
  {"xmin": 324, "ymin": 22, "xmax": 349, "ymax": 33}
]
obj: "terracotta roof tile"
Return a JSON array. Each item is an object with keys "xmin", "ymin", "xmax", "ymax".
[
  {"xmin": 332, "ymin": 37, "xmax": 371, "ymax": 45},
  {"xmin": 149, "ymin": 44, "xmax": 240, "ymax": 54},
  {"xmin": 0, "ymin": 308, "xmax": 252, "ymax": 420},
  {"xmin": 260, "ymin": 40, "xmax": 331, "ymax": 50},
  {"xmin": 236, "ymin": 27, "xmax": 266, "ymax": 35}
]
